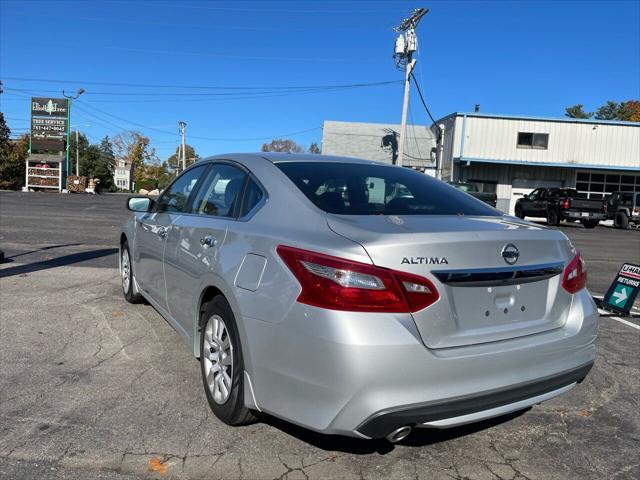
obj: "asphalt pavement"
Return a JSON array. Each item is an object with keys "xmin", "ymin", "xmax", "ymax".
[{"xmin": 1, "ymin": 191, "xmax": 639, "ymax": 480}]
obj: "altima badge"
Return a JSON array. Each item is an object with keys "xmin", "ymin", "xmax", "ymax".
[{"xmin": 502, "ymin": 244, "xmax": 520, "ymax": 265}]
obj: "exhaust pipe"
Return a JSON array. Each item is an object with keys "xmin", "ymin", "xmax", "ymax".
[{"xmin": 385, "ymin": 425, "xmax": 413, "ymax": 443}]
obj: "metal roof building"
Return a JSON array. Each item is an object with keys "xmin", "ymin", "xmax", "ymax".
[{"xmin": 436, "ymin": 112, "xmax": 640, "ymax": 213}]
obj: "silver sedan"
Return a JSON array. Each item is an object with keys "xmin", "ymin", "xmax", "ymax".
[{"xmin": 120, "ymin": 153, "xmax": 596, "ymax": 442}]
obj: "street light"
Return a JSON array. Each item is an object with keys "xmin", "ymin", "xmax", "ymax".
[{"xmin": 70, "ymin": 124, "xmax": 91, "ymax": 176}]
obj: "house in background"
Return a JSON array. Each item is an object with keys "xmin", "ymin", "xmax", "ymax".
[{"xmin": 113, "ymin": 159, "xmax": 134, "ymax": 191}]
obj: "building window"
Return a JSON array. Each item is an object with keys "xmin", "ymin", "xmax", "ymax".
[{"xmin": 517, "ymin": 132, "xmax": 549, "ymax": 150}]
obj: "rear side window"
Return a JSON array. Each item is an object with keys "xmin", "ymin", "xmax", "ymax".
[
  {"xmin": 156, "ymin": 164, "xmax": 208, "ymax": 213},
  {"xmin": 191, "ymin": 163, "xmax": 246, "ymax": 217},
  {"xmin": 276, "ymin": 162, "xmax": 499, "ymax": 216},
  {"xmin": 239, "ymin": 177, "xmax": 264, "ymax": 217}
]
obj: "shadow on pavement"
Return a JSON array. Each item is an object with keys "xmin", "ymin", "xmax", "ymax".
[
  {"xmin": 0, "ymin": 248, "xmax": 118, "ymax": 278},
  {"xmin": 4, "ymin": 243, "xmax": 84, "ymax": 260},
  {"xmin": 259, "ymin": 408, "xmax": 529, "ymax": 455}
]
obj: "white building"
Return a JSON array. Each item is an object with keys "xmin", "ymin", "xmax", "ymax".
[
  {"xmin": 436, "ymin": 112, "xmax": 639, "ymax": 213},
  {"xmin": 113, "ymin": 159, "xmax": 133, "ymax": 191},
  {"xmin": 321, "ymin": 113, "xmax": 640, "ymax": 214}
]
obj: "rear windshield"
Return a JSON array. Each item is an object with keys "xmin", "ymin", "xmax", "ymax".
[{"xmin": 276, "ymin": 162, "xmax": 500, "ymax": 216}]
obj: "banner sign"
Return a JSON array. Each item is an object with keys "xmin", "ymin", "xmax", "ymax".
[
  {"xmin": 603, "ymin": 263, "xmax": 640, "ymax": 314},
  {"xmin": 30, "ymin": 97, "xmax": 69, "ymax": 154}
]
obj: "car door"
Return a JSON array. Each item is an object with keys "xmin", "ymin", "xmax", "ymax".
[
  {"xmin": 533, "ymin": 189, "xmax": 549, "ymax": 216},
  {"xmin": 520, "ymin": 188, "xmax": 540, "ymax": 216},
  {"xmin": 134, "ymin": 164, "xmax": 208, "ymax": 308},
  {"xmin": 163, "ymin": 162, "xmax": 248, "ymax": 335}
]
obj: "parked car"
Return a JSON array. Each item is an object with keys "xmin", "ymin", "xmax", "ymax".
[
  {"xmin": 604, "ymin": 191, "xmax": 640, "ymax": 229},
  {"xmin": 448, "ymin": 182, "xmax": 497, "ymax": 207},
  {"xmin": 514, "ymin": 187, "xmax": 605, "ymax": 228},
  {"xmin": 120, "ymin": 154, "xmax": 596, "ymax": 443}
]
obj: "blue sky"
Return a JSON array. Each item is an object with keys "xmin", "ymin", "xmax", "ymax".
[{"xmin": 1, "ymin": 0, "xmax": 638, "ymax": 160}]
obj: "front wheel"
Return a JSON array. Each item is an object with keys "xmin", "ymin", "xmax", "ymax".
[
  {"xmin": 514, "ymin": 205, "xmax": 525, "ymax": 219},
  {"xmin": 121, "ymin": 242, "xmax": 143, "ymax": 303},
  {"xmin": 200, "ymin": 295, "xmax": 256, "ymax": 426},
  {"xmin": 547, "ymin": 209, "xmax": 560, "ymax": 226},
  {"xmin": 614, "ymin": 212, "xmax": 629, "ymax": 229}
]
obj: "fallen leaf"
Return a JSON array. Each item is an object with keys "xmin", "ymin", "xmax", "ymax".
[
  {"xmin": 576, "ymin": 409, "xmax": 591, "ymax": 417},
  {"xmin": 148, "ymin": 456, "xmax": 167, "ymax": 474},
  {"xmin": 112, "ymin": 311, "xmax": 124, "ymax": 317}
]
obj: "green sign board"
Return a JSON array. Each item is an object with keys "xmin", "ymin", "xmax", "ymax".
[{"xmin": 603, "ymin": 263, "xmax": 640, "ymax": 314}]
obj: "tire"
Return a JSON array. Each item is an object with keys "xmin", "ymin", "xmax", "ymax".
[
  {"xmin": 581, "ymin": 219, "xmax": 599, "ymax": 229},
  {"xmin": 200, "ymin": 295, "xmax": 256, "ymax": 426},
  {"xmin": 614, "ymin": 212, "xmax": 629, "ymax": 229},
  {"xmin": 121, "ymin": 241, "xmax": 143, "ymax": 303},
  {"xmin": 515, "ymin": 206, "xmax": 525, "ymax": 219},
  {"xmin": 547, "ymin": 209, "xmax": 560, "ymax": 226}
]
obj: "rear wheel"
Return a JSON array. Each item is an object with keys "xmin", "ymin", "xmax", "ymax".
[
  {"xmin": 514, "ymin": 205, "xmax": 525, "ymax": 219},
  {"xmin": 615, "ymin": 212, "xmax": 629, "ymax": 229},
  {"xmin": 547, "ymin": 209, "xmax": 560, "ymax": 226},
  {"xmin": 581, "ymin": 219, "xmax": 599, "ymax": 229},
  {"xmin": 200, "ymin": 295, "xmax": 256, "ymax": 426},
  {"xmin": 121, "ymin": 242, "xmax": 143, "ymax": 303}
]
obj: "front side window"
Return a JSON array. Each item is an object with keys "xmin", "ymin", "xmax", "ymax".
[
  {"xmin": 156, "ymin": 164, "xmax": 208, "ymax": 213},
  {"xmin": 276, "ymin": 162, "xmax": 499, "ymax": 216},
  {"xmin": 517, "ymin": 132, "xmax": 549, "ymax": 149},
  {"xmin": 191, "ymin": 163, "xmax": 246, "ymax": 217}
]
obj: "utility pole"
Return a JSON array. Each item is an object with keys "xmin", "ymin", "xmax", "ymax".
[
  {"xmin": 393, "ymin": 8, "xmax": 428, "ymax": 167},
  {"xmin": 178, "ymin": 121, "xmax": 187, "ymax": 173},
  {"xmin": 62, "ymin": 88, "xmax": 85, "ymax": 184},
  {"xmin": 75, "ymin": 130, "xmax": 79, "ymax": 176}
]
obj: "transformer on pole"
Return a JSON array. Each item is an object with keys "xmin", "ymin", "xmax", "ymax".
[{"xmin": 393, "ymin": 8, "xmax": 428, "ymax": 167}]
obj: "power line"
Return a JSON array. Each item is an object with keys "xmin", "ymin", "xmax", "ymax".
[
  {"xmin": 2, "ymin": 77, "xmax": 401, "ymax": 91},
  {"xmin": 410, "ymin": 71, "xmax": 442, "ymax": 138}
]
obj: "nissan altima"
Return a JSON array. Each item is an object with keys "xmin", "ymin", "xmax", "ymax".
[{"xmin": 120, "ymin": 153, "xmax": 596, "ymax": 442}]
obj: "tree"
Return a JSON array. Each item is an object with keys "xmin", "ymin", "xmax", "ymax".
[
  {"xmin": 112, "ymin": 131, "xmax": 158, "ymax": 183},
  {"xmin": 261, "ymin": 139, "xmax": 304, "ymax": 153},
  {"xmin": 98, "ymin": 136, "xmax": 115, "ymax": 160},
  {"xmin": 0, "ymin": 112, "xmax": 11, "ymax": 160},
  {"xmin": 308, "ymin": 141, "xmax": 321, "ymax": 154},
  {"xmin": 564, "ymin": 100, "xmax": 639, "ymax": 122},
  {"xmin": 167, "ymin": 144, "xmax": 198, "ymax": 169},
  {"xmin": 565, "ymin": 104, "xmax": 592, "ymax": 119},
  {"xmin": 0, "ymin": 134, "xmax": 28, "ymax": 190},
  {"xmin": 594, "ymin": 101, "xmax": 620, "ymax": 121}
]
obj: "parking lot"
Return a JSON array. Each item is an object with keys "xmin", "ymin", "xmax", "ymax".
[{"xmin": 1, "ymin": 191, "xmax": 638, "ymax": 480}]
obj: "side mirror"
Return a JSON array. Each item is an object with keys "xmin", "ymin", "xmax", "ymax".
[
  {"xmin": 127, "ymin": 196, "xmax": 153, "ymax": 212},
  {"xmin": 522, "ymin": 194, "xmax": 528, "ymax": 200}
]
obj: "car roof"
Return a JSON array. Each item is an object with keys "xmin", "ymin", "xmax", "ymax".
[{"xmin": 202, "ymin": 152, "xmax": 391, "ymax": 166}]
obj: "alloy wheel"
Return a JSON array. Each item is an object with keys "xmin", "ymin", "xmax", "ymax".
[
  {"xmin": 121, "ymin": 248, "xmax": 131, "ymax": 293},
  {"xmin": 203, "ymin": 314, "xmax": 234, "ymax": 404}
]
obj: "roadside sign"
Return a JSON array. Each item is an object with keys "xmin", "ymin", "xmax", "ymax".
[{"xmin": 602, "ymin": 263, "xmax": 640, "ymax": 314}]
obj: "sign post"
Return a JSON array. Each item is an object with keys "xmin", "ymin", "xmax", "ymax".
[{"xmin": 602, "ymin": 263, "xmax": 640, "ymax": 315}]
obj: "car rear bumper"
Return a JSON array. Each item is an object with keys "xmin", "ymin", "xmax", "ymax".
[
  {"xmin": 243, "ymin": 289, "xmax": 598, "ymax": 438},
  {"xmin": 564, "ymin": 211, "xmax": 606, "ymax": 220}
]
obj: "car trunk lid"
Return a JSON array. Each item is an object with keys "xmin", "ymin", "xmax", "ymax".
[{"xmin": 327, "ymin": 214, "xmax": 574, "ymax": 349}]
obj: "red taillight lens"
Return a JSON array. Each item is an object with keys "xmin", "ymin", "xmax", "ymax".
[
  {"xmin": 561, "ymin": 251, "xmax": 587, "ymax": 294},
  {"xmin": 561, "ymin": 198, "xmax": 570, "ymax": 209},
  {"xmin": 277, "ymin": 245, "xmax": 439, "ymax": 313}
]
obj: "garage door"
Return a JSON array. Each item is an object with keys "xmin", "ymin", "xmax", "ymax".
[{"xmin": 576, "ymin": 171, "xmax": 640, "ymax": 200}]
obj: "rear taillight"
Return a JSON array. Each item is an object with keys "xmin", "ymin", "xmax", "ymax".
[
  {"xmin": 277, "ymin": 245, "xmax": 439, "ymax": 313},
  {"xmin": 561, "ymin": 198, "xmax": 571, "ymax": 210},
  {"xmin": 561, "ymin": 251, "xmax": 587, "ymax": 294}
]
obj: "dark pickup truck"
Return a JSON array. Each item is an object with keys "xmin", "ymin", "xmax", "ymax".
[
  {"xmin": 448, "ymin": 182, "xmax": 497, "ymax": 207},
  {"xmin": 514, "ymin": 187, "xmax": 606, "ymax": 228},
  {"xmin": 604, "ymin": 191, "xmax": 640, "ymax": 229}
]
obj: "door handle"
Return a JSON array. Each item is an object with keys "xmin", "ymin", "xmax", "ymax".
[
  {"xmin": 157, "ymin": 226, "xmax": 167, "ymax": 239},
  {"xmin": 200, "ymin": 235, "xmax": 218, "ymax": 248}
]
